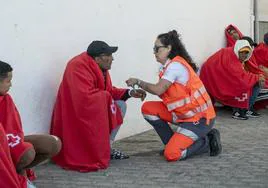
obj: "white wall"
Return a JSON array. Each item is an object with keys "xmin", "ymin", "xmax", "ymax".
[
  {"xmin": 0, "ymin": 0, "xmax": 252, "ymax": 139},
  {"xmin": 257, "ymin": 0, "xmax": 268, "ymax": 19}
]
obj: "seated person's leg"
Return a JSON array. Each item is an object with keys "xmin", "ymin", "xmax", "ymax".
[
  {"xmin": 246, "ymin": 84, "xmax": 261, "ymax": 117},
  {"xmin": 24, "ymin": 134, "xmax": 61, "ymax": 168},
  {"xmin": 16, "ymin": 147, "xmax": 36, "ymax": 174},
  {"xmin": 110, "ymin": 100, "xmax": 127, "ymax": 143},
  {"xmin": 110, "ymin": 100, "xmax": 129, "ymax": 160},
  {"xmin": 8, "ymin": 139, "xmax": 35, "ymax": 174}
]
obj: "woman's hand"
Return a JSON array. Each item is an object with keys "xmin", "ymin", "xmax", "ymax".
[{"xmin": 125, "ymin": 78, "xmax": 139, "ymax": 87}]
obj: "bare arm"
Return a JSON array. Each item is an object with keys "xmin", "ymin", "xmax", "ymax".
[{"xmin": 126, "ymin": 78, "xmax": 172, "ymax": 96}]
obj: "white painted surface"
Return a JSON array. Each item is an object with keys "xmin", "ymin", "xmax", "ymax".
[
  {"xmin": 0, "ymin": 0, "xmax": 253, "ymax": 139},
  {"xmin": 257, "ymin": 0, "xmax": 268, "ymax": 16}
]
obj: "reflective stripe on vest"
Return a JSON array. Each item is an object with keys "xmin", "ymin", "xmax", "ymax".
[
  {"xmin": 167, "ymin": 86, "xmax": 207, "ymax": 111},
  {"xmin": 172, "ymin": 100, "xmax": 213, "ymax": 122}
]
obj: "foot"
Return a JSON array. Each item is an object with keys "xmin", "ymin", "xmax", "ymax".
[
  {"xmin": 110, "ymin": 149, "xmax": 129, "ymax": 160},
  {"xmin": 246, "ymin": 110, "xmax": 261, "ymax": 118},
  {"xmin": 232, "ymin": 110, "xmax": 248, "ymax": 120},
  {"xmin": 207, "ymin": 129, "xmax": 222, "ymax": 156}
]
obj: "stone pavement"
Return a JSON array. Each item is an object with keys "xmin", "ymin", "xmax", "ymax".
[{"xmin": 34, "ymin": 107, "xmax": 268, "ymax": 188}]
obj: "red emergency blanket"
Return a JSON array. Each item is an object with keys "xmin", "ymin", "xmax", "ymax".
[
  {"xmin": 225, "ymin": 24, "xmax": 243, "ymax": 47},
  {"xmin": 0, "ymin": 95, "xmax": 33, "ymax": 166},
  {"xmin": 253, "ymin": 43, "xmax": 268, "ymax": 67},
  {"xmin": 51, "ymin": 52, "xmax": 126, "ymax": 172},
  {"xmin": 0, "ymin": 123, "xmax": 27, "ymax": 188},
  {"xmin": 200, "ymin": 47, "xmax": 259, "ymax": 109}
]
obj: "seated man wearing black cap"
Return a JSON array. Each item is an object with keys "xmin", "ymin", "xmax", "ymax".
[{"xmin": 50, "ymin": 40, "xmax": 146, "ymax": 172}]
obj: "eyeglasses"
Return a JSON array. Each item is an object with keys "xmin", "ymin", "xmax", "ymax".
[{"xmin": 153, "ymin": 45, "xmax": 166, "ymax": 53}]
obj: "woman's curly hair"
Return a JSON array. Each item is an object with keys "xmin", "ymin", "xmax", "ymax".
[{"xmin": 157, "ymin": 30, "xmax": 197, "ymax": 72}]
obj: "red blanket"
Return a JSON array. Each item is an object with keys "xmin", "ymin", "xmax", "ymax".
[
  {"xmin": 253, "ymin": 43, "xmax": 268, "ymax": 67},
  {"xmin": 0, "ymin": 95, "xmax": 36, "ymax": 181},
  {"xmin": 0, "ymin": 94, "xmax": 28, "ymax": 165},
  {"xmin": 225, "ymin": 24, "xmax": 243, "ymax": 47},
  {"xmin": 50, "ymin": 52, "xmax": 126, "ymax": 172},
  {"xmin": 200, "ymin": 47, "xmax": 259, "ymax": 109},
  {"xmin": 0, "ymin": 123, "xmax": 27, "ymax": 188}
]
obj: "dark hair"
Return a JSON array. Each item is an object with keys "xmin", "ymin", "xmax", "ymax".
[
  {"xmin": 264, "ymin": 32, "xmax": 268, "ymax": 45},
  {"xmin": 241, "ymin": 36, "xmax": 257, "ymax": 47},
  {"xmin": 0, "ymin": 60, "xmax": 13, "ymax": 80},
  {"xmin": 157, "ymin": 30, "xmax": 197, "ymax": 72}
]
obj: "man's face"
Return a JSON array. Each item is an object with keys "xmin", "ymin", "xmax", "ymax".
[
  {"xmin": 238, "ymin": 51, "xmax": 250, "ymax": 62},
  {"xmin": 229, "ymin": 29, "xmax": 240, "ymax": 40},
  {"xmin": 0, "ymin": 71, "xmax": 12, "ymax": 95},
  {"xmin": 95, "ymin": 53, "xmax": 114, "ymax": 71}
]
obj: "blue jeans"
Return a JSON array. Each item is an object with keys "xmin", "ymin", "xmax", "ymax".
[
  {"xmin": 110, "ymin": 100, "xmax": 127, "ymax": 142},
  {"xmin": 249, "ymin": 84, "xmax": 260, "ymax": 110}
]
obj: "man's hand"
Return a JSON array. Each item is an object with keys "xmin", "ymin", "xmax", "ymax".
[
  {"xmin": 259, "ymin": 65, "xmax": 268, "ymax": 78},
  {"xmin": 130, "ymin": 89, "xmax": 146, "ymax": 101},
  {"xmin": 259, "ymin": 74, "xmax": 265, "ymax": 88}
]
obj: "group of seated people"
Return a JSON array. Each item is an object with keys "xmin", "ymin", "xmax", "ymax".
[
  {"xmin": 1, "ymin": 26, "xmax": 267, "ymax": 187},
  {"xmin": 200, "ymin": 25, "xmax": 268, "ymax": 120}
]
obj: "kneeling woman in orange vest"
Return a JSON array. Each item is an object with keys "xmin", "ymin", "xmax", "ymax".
[{"xmin": 126, "ymin": 30, "xmax": 222, "ymax": 161}]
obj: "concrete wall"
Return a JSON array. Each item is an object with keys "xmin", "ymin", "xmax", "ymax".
[
  {"xmin": 255, "ymin": 0, "xmax": 268, "ymax": 42},
  {"xmin": 0, "ymin": 0, "xmax": 252, "ymax": 139},
  {"xmin": 257, "ymin": 0, "xmax": 268, "ymax": 19}
]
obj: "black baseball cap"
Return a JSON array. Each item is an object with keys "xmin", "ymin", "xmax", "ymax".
[{"xmin": 87, "ymin": 40, "xmax": 118, "ymax": 57}]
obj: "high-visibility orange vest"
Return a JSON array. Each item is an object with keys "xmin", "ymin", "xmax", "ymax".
[{"xmin": 159, "ymin": 56, "xmax": 216, "ymax": 124}]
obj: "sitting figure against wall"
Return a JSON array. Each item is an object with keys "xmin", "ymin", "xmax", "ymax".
[
  {"xmin": 225, "ymin": 24, "xmax": 243, "ymax": 47},
  {"xmin": 200, "ymin": 40, "xmax": 266, "ymax": 120},
  {"xmin": 241, "ymin": 35, "xmax": 268, "ymax": 109},
  {"xmin": 0, "ymin": 60, "xmax": 62, "ymax": 188},
  {"xmin": 50, "ymin": 40, "xmax": 146, "ymax": 172},
  {"xmin": 0, "ymin": 122, "xmax": 27, "ymax": 188}
]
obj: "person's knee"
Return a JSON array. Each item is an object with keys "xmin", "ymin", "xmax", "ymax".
[
  {"xmin": 164, "ymin": 148, "xmax": 181, "ymax": 161},
  {"xmin": 164, "ymin": 139, "xmax": 182, "ymax": 162},
  {"xmin": 116, "ymin": 100, "xmax": 127, "ymax": 117},
  {"xmin": 49, "ymin": 135, "xmax": 62, "ymax": 157},
  {"xmin": 16, "ymin": 148, "xmax": 36, "ymax": 171}
]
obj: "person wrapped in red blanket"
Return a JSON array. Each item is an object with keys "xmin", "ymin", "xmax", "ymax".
[
  {"xmin": 241, "ymin": 35, "xmax": 268, "ymax": 109},
  {"xmin": 225, "ymin": 24, "xmax": 243, "ymax": 47},
  {"xmin": 200, "ymin": 40, "xmax": 265, "ymax": 120},
  {"xmin": 0, "ymin": 123, "xmax": 27, "ymax": 188},
  {"xmin": 50, "ymin": 41, "xmax": 146, "ymax": 172},
  {"xmin": 0, "ymin": 61, "xmax": 62, "ymax": 187},
  {"xmin": 253, "ymin": 32, "xmax": 268, "ymax": 68}
]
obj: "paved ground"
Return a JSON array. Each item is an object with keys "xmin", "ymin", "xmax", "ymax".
[{"xmin": 34, "ymin": 107, "xmax": 268, "ymax": 188}]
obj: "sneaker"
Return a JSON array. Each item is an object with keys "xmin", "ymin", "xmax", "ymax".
[
  {"xmin": 232, "ymin": 111, "xmax": 248, "ymax": 120},
  {"xmin": 110, "ymin": 149, "xmax": 129, "ymax": 160},
  {"xmin": 27, "ymin": 179, "xmax": 36, "ymax": 188},
  {"xmin": 246, "ymin": 110, "xmax": 261, "ymax": 118},
  {"xmin": 207, "ymin": 129, "xmax": 222, "ymax": 156}
]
